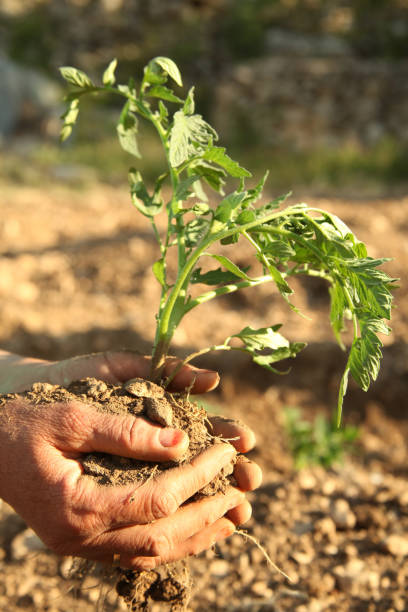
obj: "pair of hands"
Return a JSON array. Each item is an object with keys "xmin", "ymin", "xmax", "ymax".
[{"xmin": 0, "ymin": 350, "xmax": 262, "ymax": 570}]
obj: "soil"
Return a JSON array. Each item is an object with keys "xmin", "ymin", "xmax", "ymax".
[{"xmin": 0, "ymin": 184, "xmax": 407, "ymax": 611}]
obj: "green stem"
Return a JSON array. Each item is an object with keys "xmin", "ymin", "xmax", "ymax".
[{"xmin": 163, "ymin": 344, "xmax": 232, "ymax": 388}]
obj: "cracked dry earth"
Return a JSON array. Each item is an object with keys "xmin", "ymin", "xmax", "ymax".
[{"xmin": 0, "ymin": 184, "xmax": 407, "ymax": 611}]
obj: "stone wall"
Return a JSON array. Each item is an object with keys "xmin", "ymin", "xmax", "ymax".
[{"xmin": 213, "ymin": 57, "xmax": 408, "ymax": 149}]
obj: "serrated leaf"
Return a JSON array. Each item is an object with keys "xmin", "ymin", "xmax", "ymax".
[
  {"xmin": 203, "ymin": 146, "xmax": 251, "ymax": 178},
  {"xmin": 262, "ymin": 240, "xmax": 295, "ymax": 260},
  {"xmin": 329, "ymin": 281, "xmax": 347, "ymax": 348},
  {"xmin": 193, "ymin": 202, "xmax": 211, "ymax": 216},
  {"xmin": 128, "ymin": 169, "xmax": 163, "ymax": 217},
  {"xmin": 232, "ymin": 325, "xmax": 306, "ymax": 371},
  {"xmin": 147, "ymin": 85, "xmax": 184, "ymax": 104},
  {"xmin": 190, "ymin": 160, "xmax": 226, "ymax": 193},
  {"xmin": 159, "ymin": 100, "xmax": 169, "ymax": 121},
  {"xmin": 117, "ymin": 103, "xmax": 141, "ymax": 157},
  {"xmin": 183, "ymin": 87, "xmax": 195, "ymax": 115},
  {"xmin": 103, "ymin": 58, "xmax": 117, "ymax": 86},
  {"xmin": 185, "ymin": 217, "xmax": 209, "ymax": 248},
  {"xmin": 191, "ymin": 266, "xmax": 247, "ymax": 286},
  {"xmin": 153, "ymin": 259, "xmax": 166, "ymax": 288},
  {"xmin": 175, "ymin": 175, "xmax": 201, "ymax": 201},
  {"xmin": 214, "ymin": 192, "xmax": 246, "ymax": 223},
  {"xmin": 169, "ymin": 111, "xmax": 218, "ymax": 167},
  {"xmin": 153, "ymin": 57, "xmax": 183, "ymax": 87},
  {"xmin": 60, "ymin": 66, "xmax": 93, "ymax": 88},
  {"xmin": 60, "ymin": 98, "xmax": 79, "ymax": 142},
  {"xmin": 209, "ymin": 255, "xmax": 252, "ymax": 281}
]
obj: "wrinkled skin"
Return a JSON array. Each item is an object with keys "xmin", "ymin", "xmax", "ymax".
[{"xmin": 0, "ymin": 350, "xmax": 262, "ymax": 569}]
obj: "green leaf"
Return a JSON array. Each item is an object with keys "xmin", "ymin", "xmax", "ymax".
[
  {"xmin": 117, "ymin": 102, "xmax": 141, "ymax": 158},
  {"xmin": 203, "ymin": 146, "xmax": 251, "ymax": 178},
  {"xmin": 183, "ymin": 87, "xmax": 195, "ymax": 115},
  {"xmin": 348, "ymin": 316, "xmax": 390, "ymax": 392},
  {"xmin": 232, "ymin": 325, "xmax": 306, "ymax": 371},
  {"xmin": 152, "ymin": 57, "xmax": 183, "ymax": 87},
  {"xmin": 102, "ymin": 58, "xmax": 117, "ymax": 86},
  {"xmin": 209, "ymin": 255, "xmax": 252, "ymax": 281},
  {"xmin": 262, "ymin": 240, "xmax": 295, "ymax": 260},
  {"xmin": 191, "ymin": 267, "xmax": 247, "ymax": 286},
  {"xmin": 329, "ymin": 281, "xmax": 347, "ymax": 348},
  {"xmin": 60, "ymin": 98, "xmax": 79, "ymax": 142},
  {"xmin": 153, "ymin": 259, "xmax": 166, "ymax": 288},
  {"xmin": 175, "ymin": 175, "xmax": 201, "ymax": 201},
  {"xmin": 169, "ymin": 111, "xmax": 218, "ymax": 167},
  {"xmin": 193, "ymin": 202, "xmax": 211, "ymax": 216},
  {"xmin": 185, "ymin": 217, "xmax": 209, "ymax": 248},
  {"xmin": 214, "ymin": 192, "xmax": 246, "ymax": 223},
  {"xmin": 128, "ymin": 169, "xmax": 163, "ymax": 217},
  {"xmin": 60, "ymin": 66, "xmax": 93, "ymax": 88},
  {"xmin": 147, "ymin": 85, "xmax": 184, "ymax": 104},
  {"xmin": 189, "ymin": 160, "xmax": 226, "ymax": 193}
]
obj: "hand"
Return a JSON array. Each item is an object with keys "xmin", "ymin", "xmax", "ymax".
[{"xmin": 0, "ymin": 351, "xmax": 262, "ymax": 568}]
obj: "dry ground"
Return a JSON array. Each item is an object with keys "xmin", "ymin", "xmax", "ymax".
[{"xmin": 0, "ymin": 184, "xmax": 407, "ymax": 611}]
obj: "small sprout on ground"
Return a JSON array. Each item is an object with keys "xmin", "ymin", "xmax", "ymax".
[{"xmin": 284, "ymin": 407, "xmax": 360, "ymax": 469}]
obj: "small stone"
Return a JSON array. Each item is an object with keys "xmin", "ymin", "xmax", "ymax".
[
  {"xmin": 250, "ymin": 581, "xmax": 271, "ymax": 597},
  {"xmin": 291, "ymin": 550, "xmax": 314, "ymax": 565},
  {"xmin": 144, "ymin": 397, "xmax": 173, "ymax": 427},
  {"xmin": 330, "ymin": 498, "xmax": 356, "ymax": 529},
  {"xmin": 11, "ymin": 528, "xmax": 46, "ymax": 561},
  {"xmin": 209, "ymin": 559, "xmax": 230, "ymax": 577},
  {"xmin": 383, "ymin": 534, "xmax": 408, "ymax": 557},
  {"xmin": 298, "ymin": 471, "xmax": 316, "ymax": 490},
  {"xmin": 59, "ymin": 557, "xmax": 75, "ymax": 580},
  {"xmin": 124, "ymin": 377, "xmax": 164, "ymax": 398},
  {"xmin": 314, "ymin": 517, "xmax": 337, "ymax": 538}
]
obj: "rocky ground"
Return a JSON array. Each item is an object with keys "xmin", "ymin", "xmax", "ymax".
[{"xmin": 0, "ymin": 183, "xmax": 407, "ymax": 611}]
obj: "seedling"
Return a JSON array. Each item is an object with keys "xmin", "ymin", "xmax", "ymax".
[
  {"xmin": 284, "ymin": 407, "xmax": 359, "ymax": 469},
  {"xmin": 60, "ymin": 57, "xmax": 395, "ymax": 426}
]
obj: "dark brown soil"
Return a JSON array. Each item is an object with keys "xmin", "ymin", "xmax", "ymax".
[{"xmin": 0, "ymin": 184, "xmax": 407, "ymax": 611}]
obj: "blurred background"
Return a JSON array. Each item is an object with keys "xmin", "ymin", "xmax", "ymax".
[
  {"xmin": 1, "ymin": 0, "xmax": 408, "ymax": 193},
  {"xmin": 1, "ymin": 3, "xmax": 408, "ymax": 611}
]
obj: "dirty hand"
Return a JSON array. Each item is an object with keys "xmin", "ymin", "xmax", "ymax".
[{"xmin": 0, "ymin": 350, "xmax": 262, "ymax": 568}]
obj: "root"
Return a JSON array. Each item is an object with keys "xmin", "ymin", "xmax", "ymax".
[{"xmin": 234, "ymin": 529, "xmax": 293, "ymax": 583}]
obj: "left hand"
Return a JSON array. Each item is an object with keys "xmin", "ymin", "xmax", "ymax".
[{"xmin": 0, "ymin": 350, "xmax": 261, "ymax": 534}]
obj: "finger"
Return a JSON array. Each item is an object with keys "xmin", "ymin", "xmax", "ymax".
[
  {"xmin": 95, "ymin": 487, "xmax": 244, "ymax": 562},
  {"xmin": 120, "ymin": 516, "xmax": 236, "ymax": 570},
  {"xmin": 86, "ymin": 442, "xmax": 237, "ymax": 527},
  {"xmin": 47, "ymin": 351, "xmax": 150, "ymax": 386},
  {"xmin": 207, "ymin": 415, "xmax": 256, "ymax": 453},
  {"xmin": 226, "ymin": 500, "xmax": 252, "ymax": 526},
  {"xmin": 48, "ymin": 351, "xmax": 220, "ymax": 394},
  {"xmin": 57, "ymin": 402, "xmax": 189, "ymax": 462},
  {"xmin": 233, "ymin": 456, "xmax": 263, "ymax": 492},
  {"xmin": 163, "ymin": 358, "xmax": 219, "ymax": 394}
]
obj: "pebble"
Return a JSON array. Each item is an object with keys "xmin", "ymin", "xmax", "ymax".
[
  {"xmin": 209, "ymin": 559, "xmax": 230, "ymax": 577},
  {"xmin": 250, "ymin": 581, "xmax": 272, "ymax": 597},
  {"xmin": 11, "ymin": 528, "xmax": 46, "ymax": 561},
  {"xmin": 383, "ymin": 534, "xmax": 408, "ymax": 557},
  {"xmin": 329, "ymin": 498, "xmax": 356, "ymax": 529},
  {"xmin": 298, "ymin": 471, "xmax": 317, "ymax": 490}
]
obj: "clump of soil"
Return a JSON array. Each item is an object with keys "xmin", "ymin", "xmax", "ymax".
[{"xmin": 18, "ymin": 376, "xmax": 235, "ymax": 611}]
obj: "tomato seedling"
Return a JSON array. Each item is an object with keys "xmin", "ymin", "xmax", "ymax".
[{"xmin": 60, "ymin": 57, "xmax": 396, "ymax": 426}]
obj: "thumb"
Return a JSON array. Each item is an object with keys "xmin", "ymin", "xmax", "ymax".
[{"xmin": 65, "ymin": 404, "xmax": 189, "ymax": 462}]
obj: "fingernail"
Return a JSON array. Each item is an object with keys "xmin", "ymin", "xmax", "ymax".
[{"xmin": 159, "ymin": 428, "xmax": 186, "ymax": 447}]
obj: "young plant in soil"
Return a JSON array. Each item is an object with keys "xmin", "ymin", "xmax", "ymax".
[{"xmin": 58, "ymin": 57, "xmax": 395, "ymax": 609}]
